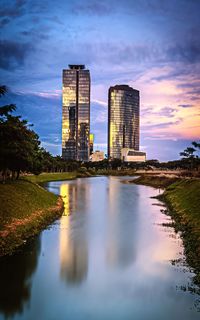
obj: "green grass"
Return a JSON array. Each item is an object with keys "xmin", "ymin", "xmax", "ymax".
[
  {"xmin": 133, "ymin": 175, "xmax": 179, "ymax": 188},
  {"xmin": 23, "ymin": 172, "xmax": 78, "ymax": 184},
  {"xmin": 134, "ymin": 176, "xmax": 200, "ymax": 286},
  {"xmin": 164, "ymin": 179, "xmax": 200, "ymax": 218},
  {"xmin": 162, "ymin": 179, "xmax": 200, "ymax": 285},
  {"xmin": 0, "ymin": 171, "xmax": 93, "ymax": 256},
  {"xmin": 0, "ymin": 180, "xmax": 58, "ymax": 229},
  {"xmin": 0, "ymin": 180, "xmax": 63, "ymax": 256}
]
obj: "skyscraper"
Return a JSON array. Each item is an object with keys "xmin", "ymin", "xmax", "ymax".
[
  {"xmin": 89, "ymin": 133, "xmax": 94, "ymax": 155},
  {"xmin": 62, "ymin": 65, "xmax": 90, "ymax": 161},
  {"xmin": 108, "ymin": 85, "xmax": 139, "ymax": 159}
]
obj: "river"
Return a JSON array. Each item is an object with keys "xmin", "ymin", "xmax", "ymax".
[{"xmin": 0, "ymin": 176, "xmax": 199, "ymax": 319}]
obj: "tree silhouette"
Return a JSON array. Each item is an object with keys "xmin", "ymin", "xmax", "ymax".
[
  {"xmin": 180, "ymin": 141, "xmax": 200, "ymax": 170},
  {"xmin": 180, "ymin": 147, "xmax": 196, "ymax": 159},
  {"xmin": 0, "ymin": 86, "xmax": 42, "ymax": 180}
]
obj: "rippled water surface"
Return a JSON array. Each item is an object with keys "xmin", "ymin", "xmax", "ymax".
[{"xmin": 0, "ymin": 176, "xmax": 199, "ymax": 319}]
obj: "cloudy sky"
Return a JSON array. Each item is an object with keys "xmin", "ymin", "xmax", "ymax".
[{"xmin": 0, "ymin": 0, "xmax": 200, "ymax": 160}]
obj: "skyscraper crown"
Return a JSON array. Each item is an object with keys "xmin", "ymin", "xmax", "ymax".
[{"xmin": 68, "ymin": 65, "xmax": 85, "ymax": 70}]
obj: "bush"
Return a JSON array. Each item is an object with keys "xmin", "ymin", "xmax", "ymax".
[
  {"xmin": 78, "ymin": 167, "xmax": 87, "ymax": 173},
  {"xmin": 87, "ymin": 168, "xmax": 96, "ymax": 175}
]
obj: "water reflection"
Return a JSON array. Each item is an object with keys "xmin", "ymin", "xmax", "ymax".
[
  {"xmin": 59, "ymin": 181, "xmax": 88, "ymax": 285},
  {"xmin": 106, "ymin": 178, "xmax": 138, "ymax": 268},
  {"xmin": 1, "ymin": 177, "xmax": 199, "ymax": 320},
  {"xmin": 0, "ymin": 237, "xmax": 41, "ymax": 318}
]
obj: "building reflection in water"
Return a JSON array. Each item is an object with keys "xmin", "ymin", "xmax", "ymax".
[
  {"xmin": 59, "ymin": 182, "xmax": 88, "ymax": 285},
  {"xmin": 0, "ymin": 237, "xmax": 41, "ymax": 318},
  {"xmin": 106, "ymin": 178, "xmax": 138, "ymax": 268}
]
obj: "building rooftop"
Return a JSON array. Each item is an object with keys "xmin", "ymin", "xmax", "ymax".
[
  {"xmin": 110, "ymin": 84, "xmax": 139, "ymax": 93},
  {"xmin": 68, "ymin": 64, "xmax": 85, "ymax": 70}
]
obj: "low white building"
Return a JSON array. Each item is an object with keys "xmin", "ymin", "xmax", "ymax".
[
  {"xmin": 121, "ymin": 148, "xmax": 146, "ymax": 162},
  {"xmin": 90, "ymin": 151, "xmax": 104, "ymax": 162}
]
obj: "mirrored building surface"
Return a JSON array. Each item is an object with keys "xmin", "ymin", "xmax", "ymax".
[
  {"xmin": 108, "ymin": 85, "xmax": 140, "ymax": 159},
  {"xmin": 62, "ymin": 65, "xmax": 90, "ymax": 161},
  {"xmin": 89, "ymin": 133, "xmax": 94, "ymax": 155}
]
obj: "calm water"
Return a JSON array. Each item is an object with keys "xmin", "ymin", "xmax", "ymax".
[{"xmin": 0, "ymin": 176, "xmax": 199, "ymax": 320}]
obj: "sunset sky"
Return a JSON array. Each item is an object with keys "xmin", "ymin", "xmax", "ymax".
[{"xmin": 0, "ymin": 0, "xmax": 200, "ymax": 160}]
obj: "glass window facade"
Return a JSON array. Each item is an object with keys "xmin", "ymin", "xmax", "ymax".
[
  {"xmin": 127, "ymin": 151, "xmax": 145, "ymax": 156},
  {"xmin": 89, "ymin": 133, "xmax": 94, "ymax": 155},
  {"xmin": 62, "ymin": 65, "xmax": 90, "ymax": 161},
  {"xmin": 108, "ymin": 85, "xmax": 140, "ymax": 159}
]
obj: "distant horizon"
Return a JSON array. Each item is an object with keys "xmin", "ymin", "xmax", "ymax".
[{"xmin": 1, "ymin": 0, "xmax": 200, "ymax": 161}]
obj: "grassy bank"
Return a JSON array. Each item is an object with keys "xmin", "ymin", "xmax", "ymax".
[
  {"xmin": 0, "ymin": 180, "xmax": 63, "ymax": 256},
  {"xmin": 97, "ymin": 169, "xmax": 182, "ymax": 178},
  {"xmin": 23, "ymin": 172, "xmax": 78, "ymax": 184},
  {"xmin": 133, "ymin": 175, "xmax": 200, "ymax": 286},
  {"xmin": 97, "ymin": 169, "xmax": 138, "ymax": 176},
  {"xmin": 132, "ymin": 174, "xmax": 179, "ymax": 188},
  {"xmin": 160, "ymin": 179, "xmax": 200, "ymax": 285},
  {"xmin": 23, "ymin": 171, "xmax": 93, "ymax": 184}
]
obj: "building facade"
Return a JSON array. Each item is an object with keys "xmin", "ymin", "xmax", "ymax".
[
  {"xmin": 108, "ymin": 85, "xmax": 140, "ymax": 159},
  {"xmin": 89, "ymin": 133, "xmax": 94, "ymax": 155},
  {"xmin": 90, "ymin": 150, "xmax": 104, "ymax": 162},
  {"xmin": 121, "ymin": 148, "xmax": 146, "ymax": 162},
  {"xmin": 62, "ymin": 65, "xmax": 90, "ymax": 161}
]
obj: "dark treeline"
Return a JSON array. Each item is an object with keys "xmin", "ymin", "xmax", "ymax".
[
  {"xmin": 0, "ymin": 85, "xmax": 200, "ymax": 181},
  {"xmin": 84, "ymin": 142, "xmax": 200, "ymax": 172},
  {"xmin": 84, "ymin": 156, "xmax": 200, "ymax": 172},
  {"xmin": 0, "ymin": 86, "xmax": 80, "ymax": 181}
]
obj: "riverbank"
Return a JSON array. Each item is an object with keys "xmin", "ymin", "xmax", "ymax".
[
  {"xmin": 132, "ymin": 175, "xmax": 200, "ymax": 286},
  {"xmin": 0, "ymin": 170, "xmax": 94, "ymax": 256},
  {"xmin": 23, "ymin": 171, "xmax": 92, "ymax": 184},
  {"xmin": 131, "ymin": 174, "xmax": 179, "ymax": 188},
  {"xmin": 96, "ymin": 169, "xmax": 185, "ymax": 178},
  {"xmin": 0, "ymin": 180, "xmax": 64, "ymax": 256}
]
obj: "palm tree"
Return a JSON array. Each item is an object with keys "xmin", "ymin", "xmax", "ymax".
[
  {"xmin": 0, "ymin": 85, "xmax": 7, "ymax": 96},
  {"xmin": 0, "ymin": 85, "xmax": 16, "ymax": 118}
]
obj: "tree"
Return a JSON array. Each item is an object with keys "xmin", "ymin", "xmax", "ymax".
[
  {"xmin": 192, "ymin": 141, "xmax": 200, "ymax": 151},
  {"xmin": 0, "ymin": 115, "xmax": 42, "ymax": 178},
  {"xmin": 110, "ymin": 158, "xmax": 122, "ymax": 170},
  {"xmin": 0, "ymin": 86, "xmax": 7, "ymax": 96},
  {"xmin": 180, "ymin": 147, "xmax": 196, "ymax": 159},
  {"xmin": 180, "ymin": 142, "xmax": 200, "ymax": 170},
  {"xmin": 0, "ymin": 86, "xmax": 43, "ymax": 180},
  {"xmin": 0, "ymin": 85, "xmax": 16, "ymax": 117}
]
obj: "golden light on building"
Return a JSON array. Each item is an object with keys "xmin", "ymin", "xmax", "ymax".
[
  {"xmin": 108, "ymin": 85, "xmax": 140, "ymax": 159},
  {"xmin": 62, "ymin": 65, "xmax": 90, "ymax": 161},
  {"xmin": 89, "ymin": 133, "xmax": 94, "ymax": 155}
]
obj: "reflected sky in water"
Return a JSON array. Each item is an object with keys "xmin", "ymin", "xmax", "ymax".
[{"xmin": 0, "ymin": 177, "xmax": 199, "ymax": 320}]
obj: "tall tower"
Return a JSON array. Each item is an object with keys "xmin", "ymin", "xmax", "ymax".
[
  {"xmin": 62, "ymin": 65, "xmax": 90, "ymax": 161},
  {"xmin": 108, "ymin": 85, "xmax": 139, "ymax": 159}
]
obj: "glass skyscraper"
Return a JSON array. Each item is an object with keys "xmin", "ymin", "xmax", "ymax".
[
  {"xmin": 108, "ymin": 85, "xmax": 140, "ymax": 159},
  {"xmin": 62, "ymin": 65, "xmax": 90, "ymax": 161}
]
